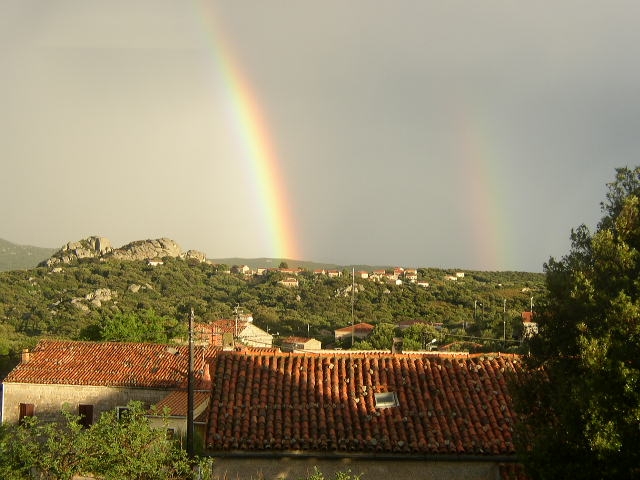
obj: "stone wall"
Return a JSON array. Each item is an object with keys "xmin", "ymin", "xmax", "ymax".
[
  {"xmin": 209, "ymin": 456, "xmax": 505, "ymax": 480},
  {"xmin": 1, "ymin": 382, "xmax": 169, "ymax": 425}
]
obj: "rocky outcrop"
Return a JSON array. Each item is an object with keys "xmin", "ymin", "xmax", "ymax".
[
  {"xmin": 41, "ymin": 236, "xmax": 208, "ymax": 266},
  {"xmin": 185, "ymin": 249, "xmax": 207, "ymax": 262},
  {"xmin": 44, "ymin": 236, "xmax": 112, "ymax": 266},
  {"xmin": 110, "ymin": 238, "xmax": 182, "ymax": 262}
]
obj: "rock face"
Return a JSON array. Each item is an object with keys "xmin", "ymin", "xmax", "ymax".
[
  {"xmin": 44, "ymin": 236, "xmax": 112, "ymax": 266},
  {"xmin": 110, "ymin": 238, "xmax": 182, "ymax": 261},
  {"xmin": 42, "ymin": 236, "xmax": 207, "ymax": 266}
]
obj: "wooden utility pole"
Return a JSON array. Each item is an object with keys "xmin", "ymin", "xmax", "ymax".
[{"xmin": 187, "ymin": 307, "xmax": 195, "ymax": 458}]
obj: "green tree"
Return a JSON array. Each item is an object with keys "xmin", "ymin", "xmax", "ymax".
[
  {"xmin": 513, "ymin": 167, "xmax": 640, "ymax": 479},
  {"xmin": 0, "ymin": 402, "xmax": 194, "ymax": 479},
  {"xmin": 99, "ymin": 309, "xmax": 179, "ymax": 343}
]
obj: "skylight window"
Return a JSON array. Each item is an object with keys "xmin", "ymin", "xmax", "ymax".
[{"xmin": 374, "ymin": 391, "xmax": 399, "ymax": 409}]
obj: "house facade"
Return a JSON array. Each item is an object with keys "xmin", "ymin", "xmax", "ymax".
[
  {"xmin": 203, "ymin": 350, "xmax": 523, "ymax": 480},
  {"xmin": 195, "ymin": 319, "xmax": 273, "ymax": 348},
  {"xmin": 1, "ymin": 340, "xmax": 213, "ymax": 426},
  {"xmin": 334, "ymin": 322, "xmax": 375, "ymax": 341},
  {"xmin": 280, "ymin": 336, "xmax": 322, "ymax": 352}
]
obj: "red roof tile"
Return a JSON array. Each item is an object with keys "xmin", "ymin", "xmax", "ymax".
[
  {"xmin": 154, "ymin": 390, "xmax": 210, "ymax": 417},
  {"xmin": 3, "ymin": 340, "xmax": 217, "ymax": 389},
  {"xmin": 205, "ymin": 351, "xmax": 522, "ymax": 456},
  {"xmin": 334, "ymin": 323, "xmax": 375, "ymax": 334}
]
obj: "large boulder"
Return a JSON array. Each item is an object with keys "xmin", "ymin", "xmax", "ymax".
[
  {"xmin": 42, "ymin": 236, "xmax": 207, "ymax": 266},
  {"xmin": 109, "ymin": 238, "xmax": 182, "ymax": 261}
]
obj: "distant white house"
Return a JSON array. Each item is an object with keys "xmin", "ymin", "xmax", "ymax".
[{"xmin": 279, "ymin": 277, "xmax": 299, "ymax": 288}]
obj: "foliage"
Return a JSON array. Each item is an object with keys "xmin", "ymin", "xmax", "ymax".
[
  {"xmin": 0, "ymin": 401, "xmax": 202, "ymax": 479},
  {"xmin": 97, "ymin": 309, "xmax": 186, "ymax": 343},
  {"xmin": 0, "ymin": 252, "xmax": 545, "ymax": 375},
  {"xmin": 300, "ymin": 466, "xmax": 362, "ymax": 480},
  {"xmin": 513, "ymin": 167, "xmax": 640, "ymax": 479}
]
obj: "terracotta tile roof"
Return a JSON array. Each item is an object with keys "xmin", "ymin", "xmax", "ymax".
[
  {"xmin": 281, "ymin": 336, "xmax": 314, "ymax": 344},
  {"xmin": 334, "ymin": 322, "xmax": 375, "ymax": 334},
  {"xmin": 3, "ymin": 340, "xmax": 217, "ymax": 389},
  {"xmin": 154, "ymin": 390, "xmax": 210, "ymax": 417},
  {"xmin": 521, "ymin": 312, "xmax": 534, "ymax": 323},
  {"xmin": 205, "ymin": 351, "xmax": 522, "ymax": 456}
]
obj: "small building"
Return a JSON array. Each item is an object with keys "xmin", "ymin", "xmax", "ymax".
[
  {"xmin": 195, "ymin": 320, "xmax": 273, "ymax": 348},
  {"xmin": 231, "ymin": 265, "xmax": 251, "ymax": 275},
  {"xmin": 334, "ymin": 322, "xmax": 375, "ymax": 341},
  {"xmin": 417, "ymin": 280, "xmax": 430, "ymax": 288},
  {"xmin": 280, "ymin": 336, "xmax": 322, "ymax": 352},
  {"xmin": 327, "ymin": 269, "xmax": 342, "ymax": 278},
  {"xmin": 397, "ymin": 319, "xmax": 429, "ymax": 331},
  {"xmin": 279, "ymin": 277, "xmax": 299, "ymax": 288},
  {"xmin": 521, "ymin": 311, "xmax": 538, "ymax": 338},
  {"xmin": 404, "ymin": 269, "xmax": 418, "ymax": 282},
  {"xmin": 356, "ymin": 271, "xmax": 369, "ymax": 279}
]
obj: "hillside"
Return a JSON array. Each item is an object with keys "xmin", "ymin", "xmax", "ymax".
[
  {"xmin": 0, "ymin": 238, "xmax": 56, "ymax": 272},
  {"xmin": 0, "ymin": 236, "xmax": 546, "ymax": 378}
]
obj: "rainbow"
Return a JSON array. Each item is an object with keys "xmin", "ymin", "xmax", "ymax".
[
  {"xmin": 194, "ymin": 3, "xmax": 300, "ymax": 261},
  {"xmin": 456, "ymin": 107, "xmax": 514, "ymax": 271}
]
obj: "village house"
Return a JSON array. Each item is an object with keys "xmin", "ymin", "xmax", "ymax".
[
  {"xmin": 194, "ymin": 319, "xmax": 273, "ymax": 348},
  {"xmin": 0, "ymin": 340, "xmax": 215, "ymax": 437},
  {"xmin": 231, "ymin": 265, "xmax": 252, "ymax": 275},
  {"xmin": 327, "ymin": 269, "xmax": 342, "ymax": 278},
  {"xmin": 280, "ymin": 336, "xmax": 322, "ymax": 352},
  {"xmin": 203, "ymin": 349, "xmax": 524, "ymax": 480},
  {"xmin": 356, "ymin": 270, "xmax": 369, "ymax": 279},
  {"xmin": 334, "ymin": 322, "xmax": 375, "ymax": 342},
  {"xmin": 279, "ymin": 277, "xmax": 299, "ymax": 288},
  {"xmin": 521, "ymin": 311, "xmax": 538, "ymax": 339},
  {"xmin": 404, "ymin": 269, "xmax": 418, "ymax": 283}
]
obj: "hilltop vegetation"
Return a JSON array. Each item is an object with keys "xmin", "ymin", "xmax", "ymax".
[{"xmin": 0, "ymin": 249, "xmax": 545, "ymax": 376}]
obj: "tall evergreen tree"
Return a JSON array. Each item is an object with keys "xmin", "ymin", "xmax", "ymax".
[{"xmin": 513, "ymin": 167, "xmax": 640, "ymax": 479}]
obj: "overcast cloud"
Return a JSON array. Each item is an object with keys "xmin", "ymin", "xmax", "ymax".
[{"xmin": 2, "ymin": 1, "xmax": 639, "ymax": 272}]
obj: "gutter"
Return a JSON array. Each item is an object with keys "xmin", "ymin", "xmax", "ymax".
[{"xmin": 203, "ymin": 449, "xmax": 519, "ymax": 463}]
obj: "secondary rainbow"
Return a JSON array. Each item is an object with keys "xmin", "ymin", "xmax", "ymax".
[
  {"xmin": 195, "ymin": 3, "xmax": 300, "ymax": 261},
  {"xmin": 455, "ymin": 106, "xmax": 514, "ymax": 271}
]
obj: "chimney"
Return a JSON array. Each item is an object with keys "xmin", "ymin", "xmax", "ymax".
[
  {"xmin": 21, "ymin": 348, "xmax": 31, "ymax": 364},
  {"xmin": 392, "ymin": 337, "xmax": 403, "ymax": 354}
]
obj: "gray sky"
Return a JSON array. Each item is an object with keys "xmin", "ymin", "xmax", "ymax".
[{"xmin": 2, "ymin": 1, "xmax": 639, "ymax": 272}]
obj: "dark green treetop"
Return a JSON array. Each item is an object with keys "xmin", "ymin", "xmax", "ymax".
[{"xmin": 513, "ymin": 167, "xmax": 640, "ymax": 479}]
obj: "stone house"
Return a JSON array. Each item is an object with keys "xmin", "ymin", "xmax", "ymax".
[
  {"xmin": 195, "ymin": 319, "xmax": 273, "ymax": 348},
  {"xmin": 203, "ymin": 350, "xmax": 525, "ymax": 480},
  {"xmin": 280, "ymin": 336, "xmax": 322, "ymax": 352},
  {"xmin": 334, "ymin": 322, "xmax": 375, "ymax": 342},
  {"xmin": 279, "ymin": 277, "xmax": 299, "ymax": 288},
  {"xmin": 1, "ymin": 340, "xmax": 214, "ymax": 429}
]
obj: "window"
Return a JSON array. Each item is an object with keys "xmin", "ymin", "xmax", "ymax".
[
  {"xmin": 374, "ymin": 392, "xmax": 399, "ymax": 409},
  {"xmin": 19, "ymin": 403, "xmax": 35, "ymax": 425},
  {"xmin": 78, "ymin": 404, "xmax": 94, "ymax": 428},
  {"xmin": 116, "ymin": 406, "xmax": 130, "ymax": 421}
]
